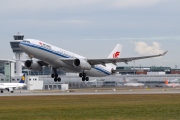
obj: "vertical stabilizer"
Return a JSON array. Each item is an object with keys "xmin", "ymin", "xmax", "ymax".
[
  {"xmin": 106, "ymin": 44, "xmax": 123, "ymax": 70},
  {"xmin": 19, "ymin": 74, "xmax": 25, "ymax": 83},
  {"xmin": 108, "ymin": 44, "xmax": 122, "ymax": 58},
  {"xmin": 164, "ymin": 78, "xmax": 169, "ymax": 85}
]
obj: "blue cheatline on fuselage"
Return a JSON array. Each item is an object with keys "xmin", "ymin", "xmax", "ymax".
[
  {"xmin": 94, "ymin": 66, "xmax": 111, "ymax": 75},
  {"xmin": 20, "ymin": 42, "xmax": 70, "ymax": 58},
  {"xmin": 20, "ymin": 42, "xmax": 111, "ymax": 76}
]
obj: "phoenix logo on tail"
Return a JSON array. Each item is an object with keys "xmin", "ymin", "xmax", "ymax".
[{"xmin": 113, "ymin": 51, "xmax": 120, "ymax": 58}]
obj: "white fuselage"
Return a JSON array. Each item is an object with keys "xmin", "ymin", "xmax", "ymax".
[
  {"xmin": 165, "ymin": 83, "xmax": 180, "ymax": 87},
  {"xmin": 20, "ymin": 39, "xmax": 112, "ymax": 77},
  {"xmin": 0, "ymin": 83, "xmax": 26, "ymax": 89},
  {"xmin": 124, "ymin": 83, "xmax": 144, "ymax": 87}
]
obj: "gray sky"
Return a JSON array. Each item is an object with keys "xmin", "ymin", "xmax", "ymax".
[{"xmin": 0, "ymin": 0, "xmax": 179, "ymax": 68}]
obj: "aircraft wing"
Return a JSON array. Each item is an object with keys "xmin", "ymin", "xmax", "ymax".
[
  {"xmin": 87, "ymin": 51, "xmax": 167, "ymax": 65},
  {"xmin": 59, "ymin": 51, "xmax": 167, "ymax": 66}
]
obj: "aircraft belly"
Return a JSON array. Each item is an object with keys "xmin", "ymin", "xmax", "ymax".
[
  {"xmin": 25, "ymin": 45, "xmax": 83, "ymax": 73},
  {"xmin": 86, "ymin": 68, "xmax": 109, "ymax": 77}
]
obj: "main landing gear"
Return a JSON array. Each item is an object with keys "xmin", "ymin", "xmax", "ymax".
[
  {"xmin": 79, "ymin": 72, "xmax": 89, "ymax": 81},
  {"xmin": 51, "ymin": 73, "xmax": 61, "ymax": 82},
  {"xmin": 51, "ymin": 68, "xmax": 61, "ymax": 82}
]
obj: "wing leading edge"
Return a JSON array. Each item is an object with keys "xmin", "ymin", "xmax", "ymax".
[{"xmin": 87, "ymin": 51, "xmax": 168, "ymax": 65}]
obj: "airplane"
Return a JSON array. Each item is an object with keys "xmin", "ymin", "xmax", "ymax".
[
  {"xmin": 164, "ymin": 78, "xmax": 180, "ymax": 87},
  {"xmin": 123, "ymin": 77, "xmax": 144, "ymax": 87},
  {"xmin": 19, "ymin": 39, "xmax": 167, "ymax": 82},
  {"xmin": 0, "ymin": 74, "xmax": 26, "ymax": 93}
]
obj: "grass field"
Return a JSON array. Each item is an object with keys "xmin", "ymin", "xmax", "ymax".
[{"xmin": 0, "ymin": 94, "xmax": 180, "ymax": 120}]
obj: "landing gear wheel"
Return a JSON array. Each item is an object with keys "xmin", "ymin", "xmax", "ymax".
[
  {"xmin": 85, "ymin": 77, "xmax": 89, "ymax": 81},
  {"xmin": 83, "ymin": 73, "xmax": 86, "ymax": 77},
  {"xmin": 57, "ymin": 77, "xmax": 61, "ymax": 82},
  {"xmin": 51, "ymin": 74, "xmax": 54, "ymax": 78},
  {"xmin": 11, "ymin": 91, "xmax": 14, "ymax": 93},
  {"xmin": 79, "ymin": 73, "xmax": 83, "ymax": 77},
  {"xmin": 55, "ymin": 74, "xmax": 58, "ymax": 78},
  {"xmin": 54, "ymin": 78, "xmax": 57, "ymax": 82},
  {"xmin": 82, "ymin": 77, "xmax": 86, "ymax": 81},
  {"xmin": 1, "ymin": 90, "xmax": 3, "ymax": 93}
]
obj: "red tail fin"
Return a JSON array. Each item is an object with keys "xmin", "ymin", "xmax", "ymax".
[{"xmin": 164, "ymin": 78, "xmax": 168, "ymax": 85}]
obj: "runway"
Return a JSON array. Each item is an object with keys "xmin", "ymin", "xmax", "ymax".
[{"xmin": 0, "ymin": 88, "xmax": 180, "ymax": 96}]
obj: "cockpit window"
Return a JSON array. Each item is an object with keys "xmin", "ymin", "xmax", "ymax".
[{"xmin": 23, "ymin": 40, "xmax": 30, "ymax": 43}]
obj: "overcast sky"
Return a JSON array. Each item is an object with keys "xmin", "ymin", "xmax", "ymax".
[{"xmin": 0, "ymin": 0, "xmax": 179, "ymax": 68}]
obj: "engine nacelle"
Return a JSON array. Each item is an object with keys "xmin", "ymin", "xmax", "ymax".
[
  {"xmin": 25, "ymin": 60, "xmax": 42, "ymax": 71},
  {"xmin": 73, "ymin": 58, "xmax": 91, "ymax": 70}
]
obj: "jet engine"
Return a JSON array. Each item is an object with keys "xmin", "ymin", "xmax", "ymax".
[
  {"xmin": 25, "ymin": 60, "xmax": 42, "ymax": 71},
  {"xmin": 73, "ymin": 58, "xmax": 91, "ymax": 70}
]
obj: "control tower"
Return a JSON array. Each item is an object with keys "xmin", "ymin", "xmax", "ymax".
[{"xmin": 10, "ymin": 32, "xmax": 24, "ymax": 76}]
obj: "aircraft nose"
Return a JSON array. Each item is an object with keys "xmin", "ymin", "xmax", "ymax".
[
  {"xmin": 19, "ymin": 42, "xmax": 25, "ymax": 50},
  {"xmin": 19, "ymin": 41, "xmax": 31, "ymax": 54}
]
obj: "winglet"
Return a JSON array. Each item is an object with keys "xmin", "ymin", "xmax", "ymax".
[{"xmin": 161, "ymin": 51, "xmax": 168, "ymax": 56}]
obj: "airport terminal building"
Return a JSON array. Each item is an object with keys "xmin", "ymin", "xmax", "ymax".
[{"xmin": 0, "ymin": 60, "xmax": 180, "ymax": 90}]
